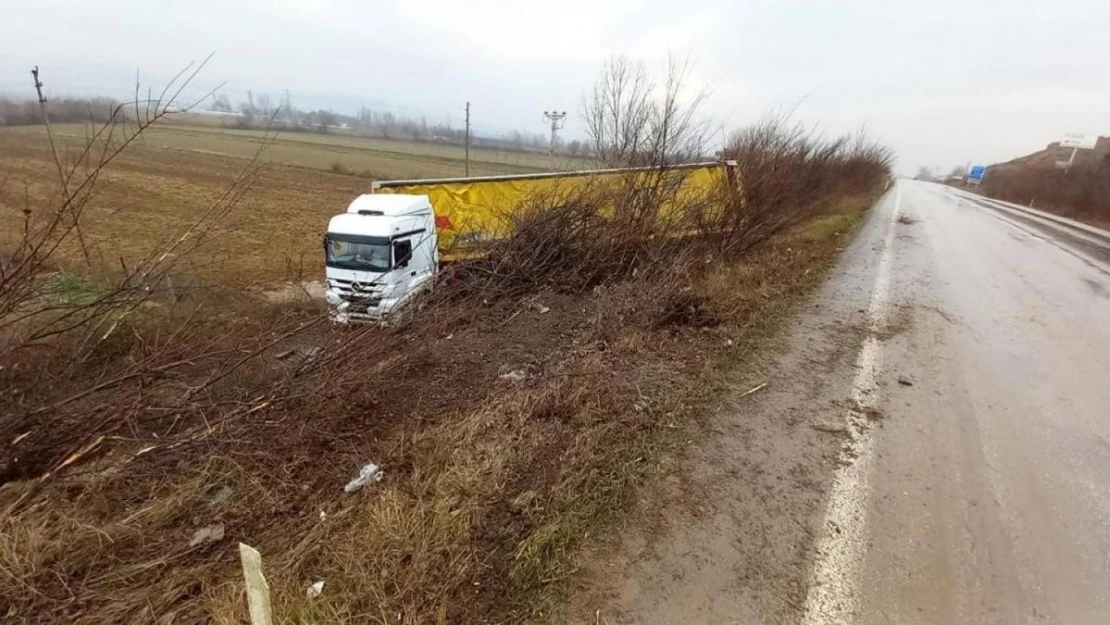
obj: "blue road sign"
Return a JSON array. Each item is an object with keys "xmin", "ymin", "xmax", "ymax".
[{"xmin": 968, "ymin": 164, "xmax": 986, "ymax": 184}]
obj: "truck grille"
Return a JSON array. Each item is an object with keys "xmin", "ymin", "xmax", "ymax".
[{"xmin": 329, "ymin": 278, "xmax": 383, "ymax": 300}]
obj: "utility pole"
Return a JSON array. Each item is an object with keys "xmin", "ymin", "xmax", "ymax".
[
  {"xmin": 464, "ymin": 101, "xmax": 471, "ymax": 177},
  {"xmin": 32, "ymin": 65, "xmax": 91, "ymax": 264},
  {"xmin": 31, "ymin": 66, "xmax": 46, "ymax": 104},
  {"xmin": 543, "ymin": 110, "xmax": 567, "ymax": 166}
]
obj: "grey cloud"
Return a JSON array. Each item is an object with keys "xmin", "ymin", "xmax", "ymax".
[{"xmin": 1, "ymin": 0, "xmax": 1106, "ymax": 174}]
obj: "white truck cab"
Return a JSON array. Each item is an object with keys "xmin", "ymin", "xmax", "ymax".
[{"xmin": 324, "ymin": 194, "xmax": 438, "ymax": 321}]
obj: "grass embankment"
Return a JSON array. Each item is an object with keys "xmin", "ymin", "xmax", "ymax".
[
  {"xmin": 512, "ymin": 197, "xmax": 875, "ymax": 619},
  {"xmin": 1, "ymin": 108, "xmax": 890, "ymax": 623},
  {"xmin": 0, "ymin": 193, "xmax": 877, "ymax": 625},
  {"xmin": 979, "ymin": 146, "xmax": 1110, "ymax": 229}
]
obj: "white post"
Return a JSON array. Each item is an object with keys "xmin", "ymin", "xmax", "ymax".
[{"xmin": 239, "ymin": 543, "xmax": 275, "ymax": 625}]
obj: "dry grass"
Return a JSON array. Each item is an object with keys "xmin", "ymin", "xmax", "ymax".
[
  {"xmin": 0, "ymin": 126, "xmax": 365, "ymax": 287},
  {"xmin": 0, "ymin": 123, "xmax": 595, "ymax": 289},
  {"xmin": 0, "ymin": 192, "xmax": 877, "ymax": 624},
  {"xmin": 1, "ymin": 99, "xmax": 890, "ymax": 624},
  {"xmin": 153, "ymin": 119, "xmax": 590, "ymax": 176}
]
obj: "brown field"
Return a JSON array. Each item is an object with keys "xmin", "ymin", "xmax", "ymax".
[
  {"xmin": 1, "ymin": 121, "xmax": 583, "ymax": 289},
  {"xmin": 159, "ymin": 116, "xmax": 583, "ymax": 177}
]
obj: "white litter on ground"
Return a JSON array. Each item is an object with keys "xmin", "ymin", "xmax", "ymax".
[{"xmin": 344, "ymin": 463, "xmax": 384, "ymax": 493}]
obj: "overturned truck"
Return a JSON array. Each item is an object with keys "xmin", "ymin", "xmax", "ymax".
[{"xmin": 323, "ymin": 161, "xmax": 739, "ymax": 321}]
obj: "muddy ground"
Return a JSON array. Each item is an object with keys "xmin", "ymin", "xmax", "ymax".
[{"xmin": 568, "ymin": 188, "xmax": 897, "ymax": 624}]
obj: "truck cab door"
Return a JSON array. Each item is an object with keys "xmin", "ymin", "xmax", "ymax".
[{"xmin": 392, "ymin": 236, "xmax": 433, "ymax": 286}]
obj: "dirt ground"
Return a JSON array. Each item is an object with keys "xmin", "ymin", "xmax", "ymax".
[{"xmin": 566, "ymin": 192, "xmax": 892, "ymax": 624}]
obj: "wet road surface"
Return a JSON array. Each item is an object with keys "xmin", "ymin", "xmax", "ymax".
[
  {"xmin": 811, "ymin": 180, "xmax": 1110, "ymax": 624},
  {"xmin": 599, "ymin": 180, "xmax": 1110, "ymax": 624}
]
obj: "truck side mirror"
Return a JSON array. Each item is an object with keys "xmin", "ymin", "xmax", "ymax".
[{"xmin": 393, "ymin": 239, "xmax": 413, "ymax": 268}]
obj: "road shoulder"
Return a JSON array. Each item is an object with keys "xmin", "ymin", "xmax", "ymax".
[{"xmin": 566, "ymin": 191, "xmax": 897, "ymax": 624}]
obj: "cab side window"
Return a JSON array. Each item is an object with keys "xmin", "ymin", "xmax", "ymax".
[{"xmin": 393, "ymin": 239, "xmax": 413, "ymax": 268}]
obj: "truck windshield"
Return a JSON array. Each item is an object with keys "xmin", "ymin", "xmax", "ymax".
[{"xmin": 326, "ymin": 235, "xmax": 391, "ymax": 272}]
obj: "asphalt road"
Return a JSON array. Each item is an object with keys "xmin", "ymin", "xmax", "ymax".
[
  {"xmin": 600, "ymin": 180, "xmax": 1110, "ymax": 625},
  {"xmin": 807, "ymin": 180, "xmax": 1110, "ymax": 624}
]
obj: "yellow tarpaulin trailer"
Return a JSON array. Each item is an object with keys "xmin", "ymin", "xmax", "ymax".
[{"xmin": 371, "ymin": 161, "xmax": 739, "ymax": 259}]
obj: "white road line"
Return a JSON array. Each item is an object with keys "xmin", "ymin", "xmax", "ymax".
[
  {"xmin": 987, "ymin": 213, "xmax": 1110, "ymax": 276},
  {"xmin": 951, "ymin": 195, "xmax": 1110, "ymax": 277},
  {"xmin": 800, "ymin": 184, "xmax": 901, "ymax": 625}
]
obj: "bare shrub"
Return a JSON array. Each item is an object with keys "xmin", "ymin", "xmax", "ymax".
[
  {"xmin": 582, "ymin": 54, "xmax": 710, "ymax": 167},
  {"xmin": 0, "ymin": 72, "xmax": 268, "ymax": 366},
  {"xmin": 710, "ymin": 114, "xmax": 893, "ymax": 256},
  {"xmin": 981, "ymin": 153, "xmax": 1110, "ymax": 225},
  {"xmin": 0, "ymin": 59, "xmax": 285, "ymax": 507},
  {"xmin": 451, "ymin": 192, "xmax": 657, "ymax": 298},
  {"xmin": 840, "ymin": 130, "xmax": 896, "ymax": 195},
  {"xmin": 440, "ymin": 113, "xmax": 893, "ymax": 304}
]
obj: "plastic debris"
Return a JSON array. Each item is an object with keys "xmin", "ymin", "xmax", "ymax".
[
  {"xmin": 208, "ymin": 485, "xmax": 234, "ymax": 507},
  {"xmin": 897, "ymin": 375, "xmax": 914, "ymax": 387},
  {"xmin": 277, "ymin": 346, "xmax": 322, "ymax": 361},
  {"xmin": 499, "ymin": 370, "xmax": 527, "ymax": 382},
  {"xmin": 537, "ymin": 306, "xmax": 551, "ymax": 314},
  {"xmin": 344, "ymin": 463, "xmax": 384, "ymax": 493},
  {"xmin": 306, "ymin": 581, "xmax": 325, "ymax": 598},
  {"xmin": 188, "ymin": 523, "xmax": 225, "ymax": 547}
]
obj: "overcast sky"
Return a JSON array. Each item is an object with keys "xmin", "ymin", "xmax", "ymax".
[{"xmin": 2, "ymin": 0, "xmax": 1107, "ymax": 175}]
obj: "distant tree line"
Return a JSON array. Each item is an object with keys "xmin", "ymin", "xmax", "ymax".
[
  {"xmin": 0, "ymin": 90, "xmax": 591, "ymax": 158},
  {"xmin": 210, "ymin": 90, "xmax": 589, "ymax": 156},
  {"xmin": 0, "ymin": 96, "xmax": 119, "ymax": 126}
]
